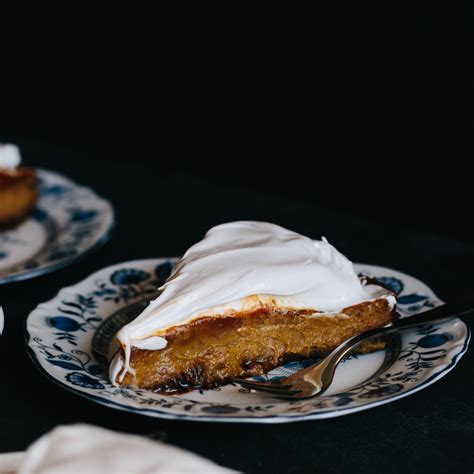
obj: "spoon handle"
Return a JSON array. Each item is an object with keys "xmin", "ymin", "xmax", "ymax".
[{"xmin": 394, "ymin": 298, "xmax": 474, "ymax": 329}]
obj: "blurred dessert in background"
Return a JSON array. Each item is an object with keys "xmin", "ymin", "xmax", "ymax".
[{"xmin": 0, "ymin": 144, "xmax": 38, "ymax": 229}]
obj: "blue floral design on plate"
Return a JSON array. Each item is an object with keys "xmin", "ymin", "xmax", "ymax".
[
  {"xmin": 40, "ymin": 184, "xmax": 69, "ymax": 196},
  {"xmin": 70, "ymin": 209, "xmax": 98, "ymax": 222},
  {"xmin": 66, "ymin": 372, "xmax": 105, "ymax": 390},
  {"xmin": 47, "ymin": 316, "xmax": 86, "ymax": 332},
  {"xmin": 377, "ymin": 276, "xmax": 404, "ymax": 295},
  {"xmin": 155, "ymin": 261, "xmax": 173, "ymax": 282},
  {"xmin": 26, "ymin": 260, "xmax": 470, "ymax": 423},
  {"xmin": 111, "ymin": 269, "xmax": 150, "ymax": 286}
]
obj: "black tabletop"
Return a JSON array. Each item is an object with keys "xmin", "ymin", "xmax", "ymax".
[{"xmin": 1, "ymin": 144, "xmax": 473, "ymax": 474}]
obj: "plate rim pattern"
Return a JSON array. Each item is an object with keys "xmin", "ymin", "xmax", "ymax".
[{"xmin": 25, "ymin": 259, "xmax": 471, "ymax": 423}]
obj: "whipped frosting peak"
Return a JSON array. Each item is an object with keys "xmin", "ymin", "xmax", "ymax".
[
  {"xmin": 114, "ymin": 222, "xmax": 390, "ymax": 381},
  {"xmin": 0, "ymin": 144, "xmax": 21, "ymax": 169}
]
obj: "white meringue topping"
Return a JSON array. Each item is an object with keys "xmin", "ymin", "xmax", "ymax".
[{"xmin": 0, "ymin": 144, "xmax": 22, "ymax": 169}]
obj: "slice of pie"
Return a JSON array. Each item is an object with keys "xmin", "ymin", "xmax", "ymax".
[
  {"xmin": 110, "ymin": 222, "xmax": 396, "ymax": 393},
  {"xmin": 0, "ymin": 144, "xmax": 38, "ymax": 229}
]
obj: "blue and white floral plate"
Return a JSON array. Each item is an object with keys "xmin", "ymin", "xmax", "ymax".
[
  {"xmin": 0, "ymin": 169, "xmax": 114, "ymax": 284},
  {"xmin": 26, "ymin": 259, "xmax": 470, "ymax": 423}
]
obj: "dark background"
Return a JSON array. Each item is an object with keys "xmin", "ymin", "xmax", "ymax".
[
  {"xmin": 1, "ymin": 8, "xmax": 474, "ymax": 473},
  {"xmin": 1, "ymin": 6, "xmax": 472, "ymax": 243}
]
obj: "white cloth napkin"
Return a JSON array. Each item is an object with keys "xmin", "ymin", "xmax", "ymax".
[
  {"xmin": 0, "ymin": 424, "xmax": 237, "ymax": 474},
  {"xmin": 0, "ymin": 306, "xmax": 4, "ymax": 335}
]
